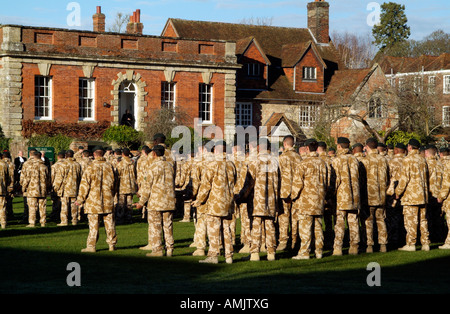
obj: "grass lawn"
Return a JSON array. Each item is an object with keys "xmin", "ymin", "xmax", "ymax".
[{"xmin": 1, "ymin": 196, "xmax": 450, "ymax": 296}]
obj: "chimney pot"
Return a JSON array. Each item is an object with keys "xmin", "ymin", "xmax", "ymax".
[
  {"xmin": 93, "ymin": 6, "xmax": 106, "ymax": 32},
  {"xmin": 96, "ymin": 6, "xmax": 101, "ymax": 14}
]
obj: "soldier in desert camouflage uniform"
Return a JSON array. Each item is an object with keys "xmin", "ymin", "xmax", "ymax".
[
  {"xmin": 277, "ymin": 135, "xmax": 302, "ymax": 251},
  {"xmin": 0, "ymin": 154, "xmax": 13, "ymax": 228},
  {"xmin": 237, "ymin": 138, "xmax": 280, "ymax": 262},
  {"xmin": 20, "ymin": 151, "xmax": 50, "ymax": 228},
  {"xmin": 49, "ymin": 151, "xmax": 66, "ymax": 221},
  {"xmin": 437, "ymin": 160, "xmax": 450, "ymax": 249},
  {"xmin": 330, "ymin": 137, "xmax": 361, "ymax": 256},
  {"xmin": 290, "ymin": 139, "xmax": 328, "ymax": 259},
  {"xmin": 75, "ymin": 147, "xmax": 117, "ymax": 252},
  {"xmin": 116, "ymin": 148, "xmax": 137, "ymax": 224},
  {"xmin": 192, "ymin": 141, "xmax": 237, "ymax": 264},
  {"xmin": 360, "ymin": 138, "xmax": 389, "ymax": 253},
  {"xmin": 134, "ymin": 145, "xmax": 176, "ymax": 257},
  {"xmin": 424, "ymin": 145, "xmax": 445, "ymax": 242},
  {"xmin": 395, "ymin": 139, "xmax": 430, "ymax": 251},
  {"xmin": 176, "ymin": 153, "xmax": 194, "ymax": 223},
  {"xmin": 2, "ymin": 152, "xmax": 15, "ymax": 220},
  {"xmin": 439, "ymin": 147, "xmax": 450, "ymax": 167},
  {"xmin": 54, "ymin": 150, "xmax": 82, "ymax": 226},
  {"xmin": 231, "ymin": 140, "xmax": 247, "ymax": 247}
]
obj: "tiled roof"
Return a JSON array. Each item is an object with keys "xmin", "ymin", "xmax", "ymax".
[
  {"xmin": 378, "ymin": 53, "xmax": 450, "ymax": 74},
  {"xmin": 264, "ymin": 112, "xmax": 306, "ymax": 139}
]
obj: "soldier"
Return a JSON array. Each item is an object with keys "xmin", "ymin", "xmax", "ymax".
[
  {"xmin": 192, "ymin": 141, "xmax": 237, "ymax": 264},
  {"xmin": 74, "ymin": 146, "xmax": 84, "ymax": 162},
  {"xmin": 385, "ymin": 143, "xmax": 407, "ymax": 248},
  {"xmin": 439, "ymin": 147, "xmax": 450, "ymax": 166},
  {"xmin": 152, "ymin": 133, "xmax": 175, "ymax": 168},
  {"xmin": 352, "ymin": 143, "xmax": 365, "ymax": 161},
  {"xmin": 277, "ymin": 135, "xmax": 302, "ymax": 251},
  {"xmin": 116, "ymin": 148, "xmax": 137, "ymax": 224},
  {"xmin": 437, "ymin": 161, "xmax": 450, "ymax": 249},
  {"xmin": 20, "ymin": 151, "xmax": 50, "ymax": 228},
  {"xmin": 2, "ymin": 152, "xmax": 15, "ymax": 220},
  {"xmin": 328, "ymin": 147, "xmax": 336, "ymax": 159},
  {"xmin": 424, "ymin": 144, "xmax": 444, "ymax": 243},
  {"xmin": 395, "ymin": 139, "xmax": 430, "ymax": 251},
  {"xmin": 79, "ymin": 150, "xmax": 92, "ymax": 174},
  {"xmin": 49, "ymin": 151, "xmax": 66, "ymax": 222},
  {"xmin": 75, "ymin": 147, "xmax": 117, "ymax": 253},
  {"xmin": 236, "ymin": 138, "xmax": 280, "ymax": 262},
  {"xmin": 55, "ymin": 150, "xmax": 82, "ymax": 226},
  {"xmin": 231, "ymin": 140, "xmax": 247, "ymax": 247},
  {"xmin": 176, "ymin": 153, "xmax": 194, "ymax": 223},
  {"xmin": 134, "ymin": 145, "xmax": 176, "ymax": 257},
  {"xmin": 290, "ymin": 139, "xmax": 328, "ymax": 259},
  {"xmin": 361, "ymin": 138, "xmax": 389, "ymax": 253},
  {"xmin": 330, "ymin": 137, "xmax": 361, "ymax": 256},
  {"xmin": 0, "ymin": 154, "xmax": 13, "ymax": 228}
]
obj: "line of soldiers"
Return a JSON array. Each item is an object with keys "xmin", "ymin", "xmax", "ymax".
[{"xmin": 1, "ymin": 133, "xmax": 450, "ymax": 263}]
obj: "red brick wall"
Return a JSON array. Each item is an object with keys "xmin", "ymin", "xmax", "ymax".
[
  {"xmin": 237, "ymin": 42, "xmax": 267, "ymax": 90},
  {"xmin": 163, "ymin": 22, "xmax": 178, "ymax": 38},
  {"xmin": 295, "ymin": 47, "xmax": 324, "ymax": 93},
  {"xmin": 21, "ymin": 63, "xmax": 226, "ymax": 133}
]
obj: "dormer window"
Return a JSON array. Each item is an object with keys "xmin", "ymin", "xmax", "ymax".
[
  {"xmin": 303, "ymin": 67, "xmax": 316, "ymax": 81},
  {"xmin": 246, "ymin": 63, "xmax": 262, "ymax": 78}
]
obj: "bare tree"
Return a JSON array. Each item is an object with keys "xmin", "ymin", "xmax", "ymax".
[
  {"xmin": 239, "ymin": 16, "xmax": 274, "ymax": 26},
  {"xmin": 143, "ymin": 107, "xmax": 192, "ymax": 145},
  {"xmin": 331, "ymin": 31, "xmax": 377, "ymax": 69},
  {"xmin": 108, "ymin": 12, "xmax": 130, "ymax": 33}
]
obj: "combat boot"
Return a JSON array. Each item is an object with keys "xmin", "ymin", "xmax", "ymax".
[
  {"xmin": 192, "ymin": 249, "xmax": 205, "ymax": 256},
  {"xmin": 250, "ymin": 253, "xmax": 260, "ymax": 261},
  {"xmin": 380, "ymin": 244, "xmax": 387, "ymax": 253},
  {"xmin": 139, "ymin": 244, "xmax": 152, "ymax": 251},
  {"xmin": 199, "ymin": 257, "xmax": 219, "ymax": 264},
  {"xmin": 166, "ymin": 248, "xmax": 173, "ymax": 257},
  {"xmin": 81, "ymin": 247, "xmax": 96, "ymax": 253},
  {"xmin": 349, "ymin": 245, "xmax": 359, "ymax": 255},
  {"xmin": 109, "ymin": 245, "xmax": 115, "ymax": 251},
  {"xmin": 366, "ymin": 245, "xmax": 373, "ymax": 253},
  {"xmin": 267, "ymin": 253, "xmax": 275, "ymax": 261},
  {"xmin": 421, "ymin": 244, "xmax": 430, "ymax": 251},
  {"xmin": 439, "ymin": 244, "xmax": 450, "ymax": 249},
  {"xmin": 398, "ymin": 245, "xmax": 416, "ymax": 251},
  {"xmin": 332, "ymin": 248, "xmax": 342, "ymax": 256},
  {"xmin": 276, "ymin": 242, "xmax": 287, "ymax": 251},
  {"xmin": 146, "ymin": 251, "xmax": 164, "ymax": 257},
  {"xmin": 57, "ymin": 223, "xmax": 68, "ymax": 227},
  {"xmin": 292, "ymin": 254, "xmax": 309, "ymax": 260},
  {"xmin": 225, "ymin": 257, "xmax": 233, "ymax": 264}
]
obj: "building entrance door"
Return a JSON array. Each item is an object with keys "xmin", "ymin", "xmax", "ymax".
[{"xmin": 119, "ymin": 81, "xmax": 137, "ymax": 129}]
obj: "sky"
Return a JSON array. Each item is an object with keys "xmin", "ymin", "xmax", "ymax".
[{"xmin": 0, "ymin": 0, "xmax": 448, "ymax": 41}]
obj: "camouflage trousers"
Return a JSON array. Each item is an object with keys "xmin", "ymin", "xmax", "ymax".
[
  {"xmin": 193, "ymin": 211, "xmax": 208, "ymax": 250},
  {"xmin": 403, "ymin": 205, "xmax": 429, "ymax": 246},
  {"xmin": 60, "ymin": 197, "xmax": 78, "ymax": 225},
  {"xmin": 365, "ymin": 206, "xmax": 388, "ymax": 246},
  {"xmin": 295, "ymin": 214, "xmax": 323, "ymax": 257},
  {"xmin": 206, "ymin": 214, "xmax": 233, "ymax": 258},
  {"xmin": 27, "ymin": 197, "xmax": 47, "ymax": 226},
  {"xmin": 277, "ymin": 200, "xmax": 292, "ymax": 245},
  {"xmin": 116, "ymin": 194, "xmax": 133, "ymax": 222},
  {"xmin": 182, "ymin": 201, "xmax": 192, "ymax": 221},
  {"xmin": 147, "ymin": 210, "xmax": 174, "ymax": 253},
  {"xmin": 238, "ymin": 203, "xmax": 252, "ymax": 246},
  {"xmin": 86, "ymin": 213, "xmax": 117, "ymax": 249},
  {"xmin": 443, "ymin": 209, "xmax": 450, "ymax": 245},
  {"xmin": 250, "ymin": 216, "xmax": 276, "ymax": 254},
  {"xmin": 0, "ymin": 196, "xmax": 6, "ymax": 227},
  {"xmin": 334, "ymin": 209, "xmax": 360, "ymax": 249}
]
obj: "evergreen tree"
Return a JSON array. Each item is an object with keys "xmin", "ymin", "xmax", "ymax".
[{"xmin": 372, "ymin": 2, "xmax": 411, "ymax": 52}]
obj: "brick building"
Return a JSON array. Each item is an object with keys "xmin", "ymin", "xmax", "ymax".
[
  {"xmin": 162, "ymin": 0, "xmax": 397, "ymax": 144},
  {"xmin": 0, "ymin": 6, "xmax": 239, "ymax": 154}
]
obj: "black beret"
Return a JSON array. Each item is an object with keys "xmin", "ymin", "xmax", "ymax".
[
  {"xmin": 425, "ymin": 144, "xmax": 437, "ymax": 151},
  {"xmin": 304, "ymin": 138, "xmax": 318, "ymax": 146},
  {"xmin": 377, "ymin": 142, "xmax": 387, "ymax": 148},
  {"xmin": 318, "ymin": 141, "xmax": 327, "ymax": 148},
  {"xmin": 440, "ymin": 147, "xmax": 449, "ymax": 153},
  {"xmin": 366, "ymin": 138, "xmax": 378, "ymax": 145},
  {"xmin": 153, "ymin": 133, "xmax": 166, "ymax": 141},
  {"xmin": 387, "ymin": 144, "xmax": 394, "ymax": 149},
  {"xmin": 352, "ymin": 143, "xmax": 363, "ymax": 149},
  {"xmin": 408, "ymin": 139, "xmax": 421, "ymax": 148},
  {"xmin": 152, "ymin": 145, "xmax": 165, "ymax": 156},
  {"xmin": 395, "ymin": 143, "xmax": 406, "ymax": 150},
  {"xmin": 337, "ymin": 137, "xmax": 350, "ymax": 144}
]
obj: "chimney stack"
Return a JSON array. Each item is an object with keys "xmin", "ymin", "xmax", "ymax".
[
  {"xmin": 93, "ymin": 6, "xmax": 106, "ymax": 32},
  {"xmin": 126, "ymin": 9, "xmax": 144, "ymax": 35},
  {"xmin": 307, "ymin": 0, "xmax": 330, "ymax": 44}
]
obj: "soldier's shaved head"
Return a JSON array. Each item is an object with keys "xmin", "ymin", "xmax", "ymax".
[{"xmin": 283, "ymin": 135, "xmax": 294, "ymax": 147}]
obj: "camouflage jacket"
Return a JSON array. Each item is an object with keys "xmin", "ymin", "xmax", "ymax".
[
  {"xmin": 191, "ymin": 153, "xmax": 214, "ymax": 214},
  {"xmin": 116, "ymin": 156, "xmax": 137, "ymax": 195},
  {"xmin": 360, "ymin": 150, "xmax": 390, "ymax": 207},
  {"xmin": 239, "ymin": 151, "xmax": 280, "ymax": 217},
  {"xmin": 395, "ymin": 149, "xmax": 429, "ymax": 206},
  {"xmin": 138, "ymin": 156, "xmax": 176, "ymax": 212},
  {"xmin": 386, "ymin": 153, "xmax": 405, "ymax": 196},
  {"xmin": 330, "ymin": 148, "xmax": 360, "ymax": 211},
  {"xmin": 291, "ymin": 152, "xmax": 328, "ymax": 215},
  {"xmin": 136, "ymin": 155, "xmax": 147, "ymax": 189},
  {"xmin": 0, "ymin": 160, "xmax": 13, "ymax": 196},
  {"xmin": 76, "ymin": 157, "xmax": 116, "ymax": 214},
  {"xmin": 2, "ymin": 158, "xmax": 14, "ymax": 193},
  {"xmin": 20, "ymin": 158, "xmax": 49, "ymax": 198},
  {"xmin": 426, "ymin": 155, "xmax": 443, "ymax": 199},
  {"xmin": 51, "ymin": 160, "xmax": 66, "ymax": 195},
  {"xmin": 57, "ymin": 158, "xmax": 82, "ymax": 198},
  {"xmin": 438, "ymin": 162, "xmax": 450, "ymax": 212},
  {"xmin": 231, "ymin": 151, "xmax": 247, "ymax": 194},
  {"xmin": 279, "ymin": 147, "xmax": 302, "ymax": 200},
  {"xmin": 195, "ymin": 153, "xmax": 236, "ymax": 217},
  {"xmin": 176, "ymin": 157, "xmax": 193, "ymax": 190},
  {"xmin": 79, "ymin": 157, "xmax": 92, "ymax": 175}
]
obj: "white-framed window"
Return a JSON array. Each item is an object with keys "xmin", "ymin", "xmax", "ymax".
[
  {"xmin": 368, "ymin": 98, "xmax": 383, "ymax": 118},
  {"xmin": 444, "ymin": 75, "xmax": 450, "ymax": 94},
  {"xmin": 199, "ymin": 83, "xmax": 213, "ymax": 123},
  {"xmin": 299, "ymin": 104, "xmax": 319, "ymax": 128},
  {"xmin": 35, "ymin": 76, "xmax": 52, "ymax": 120},
  {"xmin": 246, "ymin": 63, "xmax": 262, "ymax": 78},
  {"xmin": 389, "ymin": 77, "xmax": 396, "ymax": 88},
  {"xmin": 443, "ymin": 106, "xmax": 450, "ymax": 127},
  {"xmin": 413, "ymin": 76, "xmax": 423, "ymax": 93},
  {"xmin": 161, "ymin": 81, "xmax": 176, "ymax": 110},
  {"xmin": 235, "ymin": 102, "xmax": 252, "ymax": 127},
  {"xmin": 79, "ymin": 78, "xmax": 95, "ymax": 120},
  {"xmin": 303, "ymin": 67, "xmax": 316, "ymax": 80},
  {"xmin": 428, "ymin": 76, "xmax": 436, "ymax": 94},
  {"xmin": 398, "ymin": 78, "xmax": 405, "ymax": 92}
]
